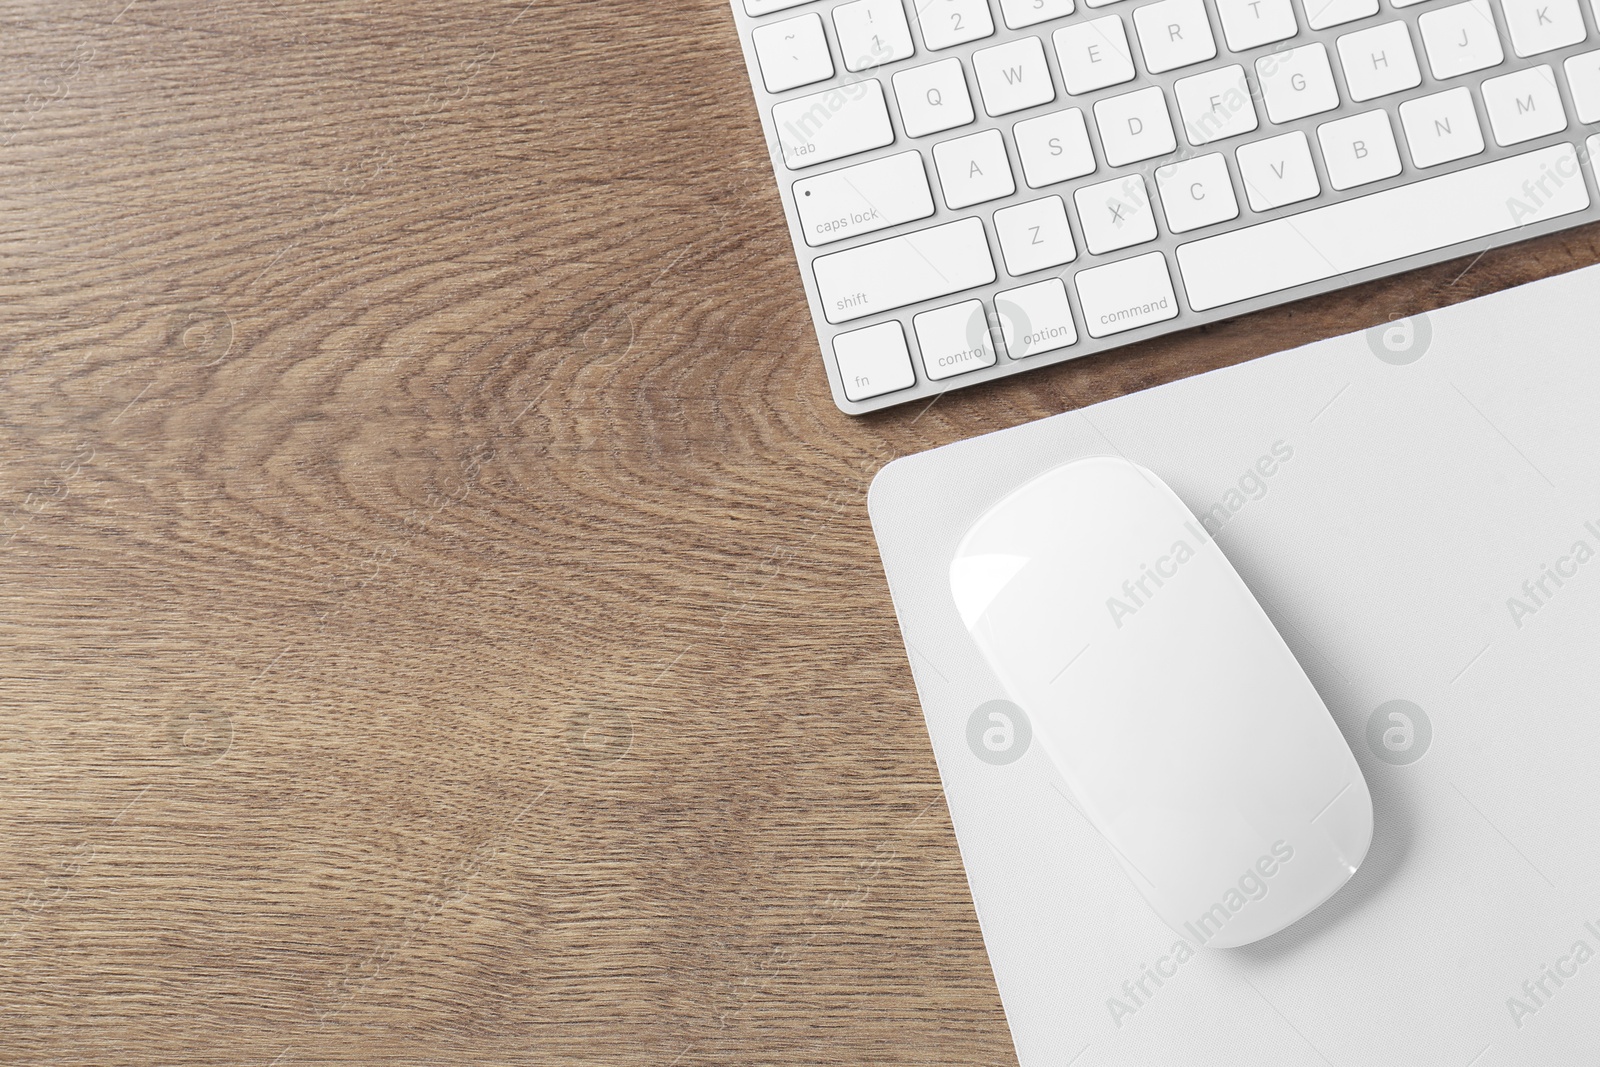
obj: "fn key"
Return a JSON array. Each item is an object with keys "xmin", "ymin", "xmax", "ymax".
[{"xmin": 834, "ymin": 321, "xmax": 916, "ymax": 402}]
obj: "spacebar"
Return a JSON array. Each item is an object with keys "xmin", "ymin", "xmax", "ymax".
[{"xmin": 1177, "ymin": 143, "xmax": 1589, "ymax": 312}]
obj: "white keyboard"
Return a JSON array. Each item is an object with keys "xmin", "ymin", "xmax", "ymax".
[{"xmin": 729, "ymin": 0, "xmax": 1600, "ymax": 413}]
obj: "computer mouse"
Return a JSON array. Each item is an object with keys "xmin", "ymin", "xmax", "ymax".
[{"xmin": 950, "ymin": 456, "xmax": 1373, "ymax": 948}]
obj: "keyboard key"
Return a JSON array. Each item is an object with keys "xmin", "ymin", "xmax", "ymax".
[
  {"xmin": 1014, "ymin": 108, "xmax": 1097, "ymax": 186},
  {"xmin": 917, "ymin": 0, "xmax": 996, "ymax": 49},
  {"xmin": 1133, "ymin": 0, "xmax": 1218, "ymax": 73},
  {"xmin": 1257, "ymin": 43, "xmax": 1340, "ymax": 122},
  {"xmin": 1215, "ymin": 0, "xmax": 1299, "ymax": 50},
  {"xmin": 1177, "ymin": 143, "xmax": 1589, "ymax": 311},
  {"xmin": 995, "ymin": 195, "xmax": 1078, "ymax": 273},
  {"xmin": 999, "ymin": 0, "xmax": 1077, "ymax": 28},
  {"xmin": 834, "ymin": 321, "xmax": 916, "ymax": 401},
  {"xmin": 1084, "ymin": 0, "xmax": 1126, "ymax": 7},
  {"xmin": 1156, "ymin": 153, "xmax": 1241, "ymax": 232},
  {"xmin": 996, "ymin": 278, "xmax": 1079, "ymax": 356},
  {"xmin": 1074, "ymin": 252, "xmax": 1179, "ymax": 337},
  {"xmin": 1500, "ymin": 0, "xmax": 1586, "ymax": 57},
  {"xmin": 813, "ymin": 217, "xmax": 997, "ymax": 323},
  {"xmin": 1564, "ymin": 49, "xmax": 1600, "ymax": 122},
  {"xmin": 753, "ymin": 14, "xmax": 835, "ymax": 94},
  {"xmin": 1398, "ymin": 86, "xmax": 1484, "ymax": 167},
  {"xmin": 915, "ymin": 299, "xmax": 1001, "ymax": 379},
  {"xmin": 974, "ymin": 36, "xmax": 1057, "ymax": 116},
  {"xmin": 1481, "ymin": 65, "xmax": 1567, "ymax": 145},
  {"xmin": 1075, "ymin": 173, "xmax": 1159, "ymax": 253},
  {"xmin": 1418, "ymin": 0, "xmax": 1504, "ymax": 80},
  {"xmin": 1095, "ymin": 86, "xmax": 1177, "ymax": 166},
  {"xmin": 774, "ymin": 80, "xmax": 895, "ymax": 169},
  {"xmin": 793, "ymin": 151, "xmax": 937, "ymax": 246},
  {"xmin": 1318, "ymin": 109, "xmax": 1402, "ymax": 189},
  {"xmin": 1236, "ymin": 130, "xmax": 1321, "ymax": 209},
  {"xmin": 1175, "ymin": 65, "xmax": 1259, "ymax": 144},
  {"xmin": 1054, "ymin": 16, "xmax": 1137, "ymax": 94},
  {"xmin": 1337, "ymin": 21, "xmax": 1422, "ymax": 101},
  {"xmin": 835, "ymin": 0, "xmax": 916, "ymax": 71},
  {"xmin": 745, "ymin": 0, "xmax": 811, "ymax": 14},
  {"xmin": 934, "ymin": 128, "xmax": 1017, "ymax": 208},
  {"xmin": 894, "ymin": 58, "xmax": 977, "ymax": 136},
  {"xmin": 1304, "ymin": 0, "xmax": 1379, "ymax": 30}
]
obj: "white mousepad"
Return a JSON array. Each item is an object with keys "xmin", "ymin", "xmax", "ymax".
[{"xmin": 869, "ymin": 264, "xmax": 1600, "ymax": 1067}]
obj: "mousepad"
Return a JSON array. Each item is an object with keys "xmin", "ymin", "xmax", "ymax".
[{"xmin": 869, "ymin": 263, "xmax": 1600, "ymax": 1067}]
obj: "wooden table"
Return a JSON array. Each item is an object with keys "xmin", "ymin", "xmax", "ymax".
[{"xmin": 3, "ymin": 1, "xmax": 1596, "ymax": 1062}]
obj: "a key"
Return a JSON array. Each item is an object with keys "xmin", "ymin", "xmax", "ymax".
[
  {"xmin": 1215, "ymin": 0, "xmax": 1299, "ymax": 51},
  {"xmin": 915, "ymin": 0, "xmax": 996, "ymax": 50},
  {"xmin": 933, "ymin": 128, "xmax": 1017, "ymax": 208},
  {"xmin": 1317, "ymin": 109, "xmax": 1402, "ymax": 189},
  {"xmin": 834, "ymin": 321, "xmax": 917, "ymax": 401},
  {"xmin": 835, "ymin": 0, "xmax": 917, "ymax": 71},
  {"xmin": 1074, "ymin": 252, "xmax": 1179, "ymax": 337},
  {"xmin": 998, "ymin": 0, "xmax": 1077, "ymax": 29},
  {"xmin": 1480, "ymin": 65, "xmax": 1567, "ymax": 145},
  {"xmin": 773, "ymin": 80, "xmax": 895, "ymax": 169},
  {"xmin": 1417, "ymin": 0, "xmax": 1504, "ymax": 80},
  {"xmin": 812, "ymin": 217, "xmax": 997, "ymax": 323},
  {"xmin": 1054, "ymin": 17, "xmax": 1137, "ymax": 94},
  {"xmin": 974, "ymin": 36, "xmax": 1057, "ymax": 116},
  {"xmin": 1095, "ymin": 86, "xmax": 1177, "ymax": 166},
  {"xmin": 1256, "ymin": 43, "xmax": 1340, "ymax": 123},
  {"xmin": 1303, "ymin": 0, "xmax": 1379, "ymax": 31},
  {"xmin": 793, "ymin": 152, "xmax": 937, "ymax": 246},
  {"xmin": 1133, "ymin": 0, "xmax": 1218, "ymax": 74},
  {"xmin": 1500, "ymin": 0, "xmax": 1587, "ymax": 58},
  {"xmin": 1336, "ymin": 21, "xmax": 1422, "ymax": 102},
  {"xmin": 1564, "ymin": 49, "xmax": 1600, "ymax": 123},
  {"xmin": 1075, "ymin": 173, "xmax": 1160, "ymax": 253},
  {"xmin": 1235, "ymin": 130, "xmax": 1320, "ymax": 210},
  {"xmin": 752, "ymin": 13, "xmax": 835, "ymax": 94},
  {"xmin": 1177, "ymin": 143, "xmax": 1588, "ymax": 311},
  {"xmin": 1155, "ymin": 153, "xmax": 1240, "ymax": 233},
  {"xmin": 994, "ymin": 196, "xmax": 1078, "ymax": 274},
  {"xmin": 1398, "ymin": 87, "xmax": 1484, "ymax": 167},
  {"xmin": 996, "ymin": 278, "xmax": 1079, "ymax": 357},
  {"xmin": 1014, "ymin": 107, "xmax": 1097, "ymax": 186},
  {"xmin": 1175, "ymin": 65, "xmax": 1259, "ymax": 145},
  {"xmin": 915, "ymin": 299, "xmax": 1001, "ymax": 379},
  {"xmin": 894, "ymin": 58, "xmax": 977, "ymax": 136}
]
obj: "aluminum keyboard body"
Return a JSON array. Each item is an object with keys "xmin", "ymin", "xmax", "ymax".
[{"xmin": 730, "ymin": 0, "xmax": 1600, "ymax": 413}]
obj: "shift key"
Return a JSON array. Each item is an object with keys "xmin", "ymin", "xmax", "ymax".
[{"xmin": 813, "ymin": 218, "xmax": 997, "ymax": 324}]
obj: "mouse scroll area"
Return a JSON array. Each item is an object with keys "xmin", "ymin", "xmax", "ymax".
[{"xmin": 952, "ymin": 456, "xmax": 1374, "ymax": 947}]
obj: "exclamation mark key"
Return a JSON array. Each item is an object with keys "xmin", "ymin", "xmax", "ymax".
[{"xmin": 833, "ymin": 0, "xmax": 915, "ymax": 71}]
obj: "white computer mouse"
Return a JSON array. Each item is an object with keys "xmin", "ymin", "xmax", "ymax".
[{"xmin": 950, "ymin": 455, "xmax": 1373, "ymax": 948}]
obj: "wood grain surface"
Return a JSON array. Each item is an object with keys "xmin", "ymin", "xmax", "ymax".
[{"xmin": 3, "ymin": 1, "xmax": 1597, "ymax": 1063}]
